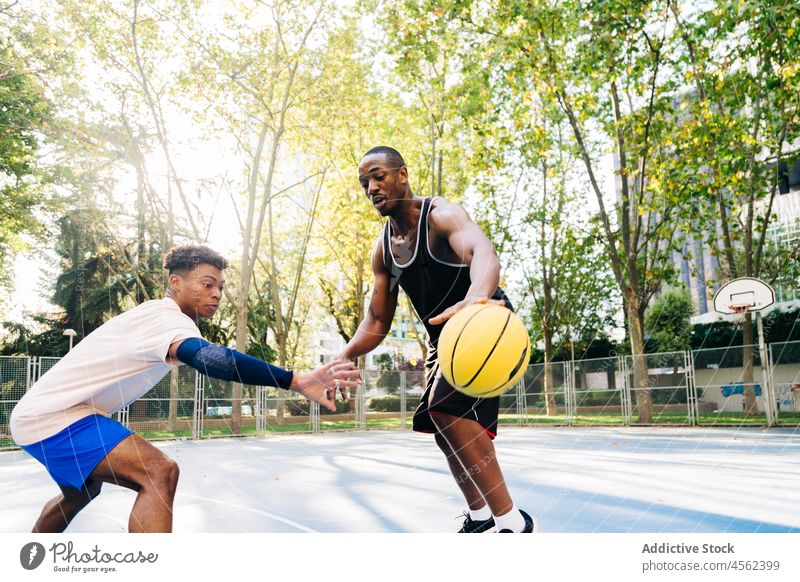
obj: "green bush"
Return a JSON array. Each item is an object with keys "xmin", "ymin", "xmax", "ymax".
[
  {"xmin": 368, "ymin": 396, "xmax": 421, "ymax": 412},
  {"xmin": 574, "ymin": 390, "xmax": 622, "ymax": 407},
  {"xmin": 649, "ymin": 387, "xmax": 689, "ymax": 405},
  {"xmin": 286, "ymin": 399, "xmax": 351, "ymax": 416}
]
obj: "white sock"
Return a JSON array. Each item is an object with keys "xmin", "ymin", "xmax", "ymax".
[
  {"xmin": 493, "ymin": 504, "xmax": 525, "ymax": 532},
  {"xmin": 469, "ymin": 505, "xmax": 492, "ymax": 521}
]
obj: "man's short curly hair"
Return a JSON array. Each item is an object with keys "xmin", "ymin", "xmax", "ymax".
[
  {"xmin": 361, "ymin": 146, "xmax": 405, "ymax": 167},
  {"xmin": 163, "ymin": 244, "xmax": 228, "ymax": 276}
]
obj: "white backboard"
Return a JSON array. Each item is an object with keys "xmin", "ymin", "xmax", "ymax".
[{"xmin": 712, "ymin": 277, "xmax": 775, "ymax": 314}]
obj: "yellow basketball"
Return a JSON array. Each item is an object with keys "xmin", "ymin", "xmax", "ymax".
[{"xmin": 438, "ymin": 303, "xmax": 530, "ymax": 398}]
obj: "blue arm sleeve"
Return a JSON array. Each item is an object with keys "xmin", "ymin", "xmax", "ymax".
[{"xmin": 175, "ymin": 338, "xmax": 294, "ymax": 390}]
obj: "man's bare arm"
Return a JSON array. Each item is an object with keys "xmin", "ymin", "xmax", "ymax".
[{"xmin": 339, "ymin": 238, "xmax": 399, "ymax": 360}]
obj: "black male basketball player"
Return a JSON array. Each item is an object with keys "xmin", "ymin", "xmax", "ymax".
[{"xmin": 338, "ymin": 147, "xmax": 533, "ymax": 533}]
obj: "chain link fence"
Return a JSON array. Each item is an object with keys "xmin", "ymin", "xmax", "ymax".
[
  {"xmin": 693, "ymin": 344, "xmax": 769, "ymax": 425},
  {"xmin": 572, "ymin": 357, "xmax": 625, "ymax": 426},
  {"xmin": 2, "ymin": 344, "xmax": 798, "ymax": 450},
  {"xmin": 0, "ymin": 356, "xmax": 30, "ymax": 449},
  {"xmin": 625, "ymin": 351, "xmax": 693, "ymax": 426},
  {"xmin": 769, "ymin": 340, "xmax": 800, "ymax": 423}
]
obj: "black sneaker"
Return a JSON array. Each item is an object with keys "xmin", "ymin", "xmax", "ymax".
[
  {"xmin": 457, "ymin": 511, "xmax": 496, "ymax": 533},
  {"xmin": 498, "ymin": 509, "xmax": 534, "ymax": 533}
]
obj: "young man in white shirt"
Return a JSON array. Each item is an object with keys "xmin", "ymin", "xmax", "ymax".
[{"xmin": 11, "ymin": 244, "xmax": 360, "ymax": 533}]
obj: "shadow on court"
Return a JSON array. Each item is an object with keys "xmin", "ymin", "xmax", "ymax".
[{"xmin": 0, "ymin": 428, "xmax": 797, "ymax": 533}]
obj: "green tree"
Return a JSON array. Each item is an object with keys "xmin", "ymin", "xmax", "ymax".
[
  {"xmin": 0, "ymin": 208, "xmax": 165, "ymax": 356},
  {"xmin": 0, "ymin": 38, "xmax": 51, "ymax": 292},
  {"xmin": 645, "ymin": 288, "xmax": 694, "ymax": 354},
  {"xmin": 308, "ymin": 21, "xmax": 434, "ymax": 374},
  {"xmin": 670, "ymin": 0, "xmax": 800, "ymax": 415},
  {"xmin": 457, "ymin": 85, "xmax": 618, "ymax": 414},
  {"xmin": 645, "ymin": 286, "xmax": 693, "ymax": 381},
  {"xmin": 309, "ymin": 23, "xmax": 386, "ymax": 350},
  {"xmin": 374, "ymin": 352, "xmax": 400, "ymax": 393},
  {"xmin": 380, "ymin": 0, "xmax": 471, "ymax": 201},
  {"xmin": 395, "ymin": 0, "xmax": 694, "ymax": 422}
]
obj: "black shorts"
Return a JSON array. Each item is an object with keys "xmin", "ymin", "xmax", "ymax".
[{"xmin": 412, "ymin": 343, "xmax": 500, "ymax": 439}]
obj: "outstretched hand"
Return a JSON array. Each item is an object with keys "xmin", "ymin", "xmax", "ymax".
[
  {"xmin": 428, "ymin": 295, "xmax": 505, "ymax": 326},
  {"xmin": 290, "ymin": 358, "xmax": 361, "ymax": 412}
]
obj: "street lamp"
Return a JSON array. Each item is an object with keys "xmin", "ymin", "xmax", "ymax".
[{"xmin": 63, "ymin": 329, "xmax": 77, "ymax": 351}]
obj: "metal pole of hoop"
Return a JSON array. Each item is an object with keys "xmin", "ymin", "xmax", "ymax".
[
  {"xmin": 730, "ymin": 304, "xmax": 777, "ymax": 428},
  {"xmin": 755, "ymin": 311, "xmax": 777, "ymax": 427},
  {"xmin": 714, "ymin": 278, "xmax": 777, "ymax": 428},
  {"xmin": 730, "ymin": 303, "xmax": 776, "ymax": 427}
]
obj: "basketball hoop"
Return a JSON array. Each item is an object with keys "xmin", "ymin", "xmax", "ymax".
[
  {"xmin": 713, "ymin": 277, "xmax": 775, "ymax": 316},
  {"xmin": 712, "ymin": 278, "xmax": 778, "ymax": 426}
]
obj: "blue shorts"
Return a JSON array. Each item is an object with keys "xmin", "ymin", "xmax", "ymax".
[{"xmin": 20, "ymin": 415, "xmax": 133, "ymax": 490}]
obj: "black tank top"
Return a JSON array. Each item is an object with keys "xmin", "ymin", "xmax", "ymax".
[{"xmin": 382, "ymin": 197, "xmax": 510, "ymax": 345}]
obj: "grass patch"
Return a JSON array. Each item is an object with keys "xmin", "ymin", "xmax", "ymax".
[
  {"xmin": 320, "ymin": 418, "xmax": 405, "ymax": 431},
  {"xmin": 694, "ymin": 411, "xmax": 800, "ymax": 425},
  {"xmin": 138, "ymin": 423, "xmax": 310, "ymax": 440},
  {"xmin": 6, "ymin": 409, "xmax": 797, "ymax": 450},
  {"xmin": 138, "ymin": 417, "xmax": 407, "ymax": 439},
  {"xmin": 499, "ymin": 414, "xmax": 572, "ymax": 425},
  {"xmin": 501, "ymin": 413, "xmax": 625, "ymax": 425},
  {"xmin": 503, "ymin": 410, "xmax": 800, "ymax": 426},
  {"xmin": 140, "ymin": 428, "xmax": 194, "ymax": 439}
]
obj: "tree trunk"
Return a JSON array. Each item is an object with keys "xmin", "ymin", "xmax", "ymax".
[
  {"xmin": 275, "ymin": 338, "xmax": 288, "ymax": 424},
  {"xmin": 405, "ymin": 294, "xmax": 428, "ymax": 363},
  {"xmin": 543, "ymin": 331, "xmax": 556, "ymax": 416},
  {"xmin": 542, "ymin": 277, "xmax": 556, "ymax": 416},
  {"xmin": 430, "ymin": 113, "xmax": 436, "ymax": 197},
  {"xmin": 135, "ymin": 159, "xmax": 146, "ymax": 282},
  {"xmin": 349, "ymin": 255, "xmax": 368, "ymax": 413},
  {"xmin": 349, "ymin": 355, "xmax": 366, "ymax": 413},
  {"xmin": 167, "ymin": 366, "xmax": 179, "ymax": 433},
  {"xmin": 741, "ymin": 313, "xmax": 758, "ymax": 416},
  {"xmin": 627, "ymin": 293, "xmax": 653, "ymax": 423},
  {"xmin": 232, "ymin": 307, "xmax": 247, "ymax": 434}
]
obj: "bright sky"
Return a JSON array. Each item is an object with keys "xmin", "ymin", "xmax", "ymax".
[
  {"xmin": 5, "ymin": 110, "xmax": 247, "ymax": 328},
  {"xmin": 8, "ymin": 253, "xmax": 52, "ymax": 323},
  {"xmin": 6, "ymin": 204, "xmax": 243, "ymax": 328}
]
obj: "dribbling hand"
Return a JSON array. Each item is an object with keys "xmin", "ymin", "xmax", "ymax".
[{"xmin": 428, "ymin": 295, "xmax": 505, "ymax": 326}]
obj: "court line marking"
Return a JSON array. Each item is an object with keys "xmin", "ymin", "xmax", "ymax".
[{"xmin": 179, "ymin": 494, "xmax": 319, "ymax": 532}]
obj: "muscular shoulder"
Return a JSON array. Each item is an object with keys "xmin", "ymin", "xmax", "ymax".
[{"xmin": 428, "ymin": 197, "xmax": 473, "ymax": 234}]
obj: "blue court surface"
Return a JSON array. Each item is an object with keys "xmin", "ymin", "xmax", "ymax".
[{"xmin": 0, "ymin": 427, "xmax": 797, "ymax": 533}]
